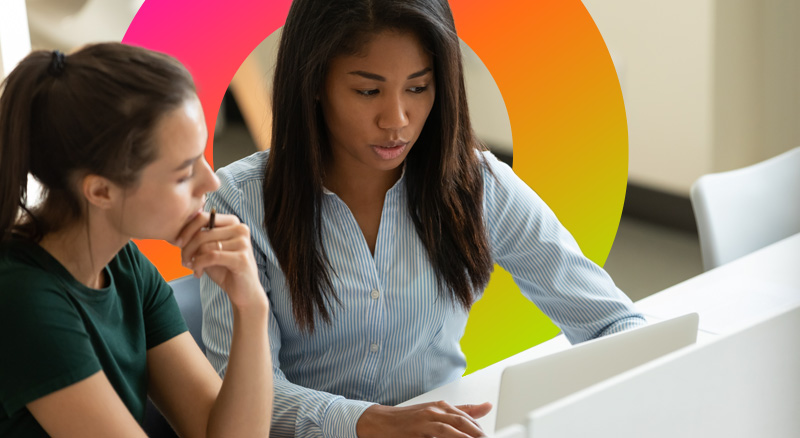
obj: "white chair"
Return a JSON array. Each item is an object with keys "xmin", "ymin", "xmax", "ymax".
[{"xmin": 690, "ymin": 146, "xmax": 800, "ymax": 271}]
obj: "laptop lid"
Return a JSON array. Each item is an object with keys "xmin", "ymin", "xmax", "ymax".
[{"xmin": 495, "ymin": 313, "xmax": 699, "ymax": 431}]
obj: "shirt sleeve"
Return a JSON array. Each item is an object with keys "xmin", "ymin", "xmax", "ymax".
[
  {"xmin": 128, "ymin": 242, "xmax": 188, "ymax": 350},
  {"xmin": 200, "ymin": 164, "xmax": 374, "ymax": 438},
  {"xmin": 481, "ymin": 152, "xmax": 647, "ymax": 343},
  {"xmin": 0, "ymin": 272, "xmax": 101, "ymax": 417}
]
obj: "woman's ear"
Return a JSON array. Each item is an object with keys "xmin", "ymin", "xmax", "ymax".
[{"xmin": 81, "ymin": 174, "xmax": 117, "ymax": 210}]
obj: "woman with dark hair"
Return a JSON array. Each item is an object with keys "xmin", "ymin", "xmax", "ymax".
[
  {"xmin": 0, "ymin": 43, "xmax": 272, "ymax": 436},
  {"xmin": 201, "ymin": 0, "xmax": 645, "ymax": 436}
]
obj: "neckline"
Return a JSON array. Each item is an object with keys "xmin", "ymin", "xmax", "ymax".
[
  {"xmin": 322, "ymin": 162, "xmax": 407, "ymax": 196},
  {"xmin": 12, "ymin": 237, "xmax": 116, "ymax": 299}
]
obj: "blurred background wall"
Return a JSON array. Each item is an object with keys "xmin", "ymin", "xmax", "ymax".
[{"xmin": 583, "ymin": 0, "xmax": 800, "ymax": 233}]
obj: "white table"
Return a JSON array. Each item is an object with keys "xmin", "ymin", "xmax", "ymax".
[
  {"xmin": 636, "ymin": 232, "xmax": 800, "ymax": 334},
  {"xmin": 400, "ymin": 233, "xmax": 800, "ymax": 433}
]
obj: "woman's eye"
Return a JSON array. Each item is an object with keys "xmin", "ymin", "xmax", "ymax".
[
  {"xmin": 178, "ymin": 172, "xmax": 194, "ymax": 183},
  {"xmin": 356, "ymin": 89, "xmax": 379, "ymax": 97},
  {"xmin": 409, "ymin": 86, "xmax": 428, "ymax": 94}
]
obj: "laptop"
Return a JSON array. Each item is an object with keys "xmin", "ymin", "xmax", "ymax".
[{"xmin": 494, "ymin": 313, "xmax": 699, "ymax": 431}]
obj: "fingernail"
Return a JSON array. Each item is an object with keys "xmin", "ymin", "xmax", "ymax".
[
  {"xmin": 175, "ymin": 238, "xmax": 184, "ymax": 247},
  {"xmin": 185, "ymin": 261, "xmax": 193, "ymax": 268}
]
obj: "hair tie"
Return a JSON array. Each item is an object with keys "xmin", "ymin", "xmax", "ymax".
[{"xmin": 48, "ymin": 50, "xmax": 67, "ymax": 77}]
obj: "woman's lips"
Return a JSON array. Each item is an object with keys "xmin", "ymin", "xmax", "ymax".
[
  {"xmin": 371, "ymin": 142, "xmax": 408, "ymax": 160},
  {"xmin": 186, "ymin": 200, "xmax": 206, "ymax": 223}
]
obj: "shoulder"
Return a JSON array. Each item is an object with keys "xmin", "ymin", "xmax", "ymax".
[
  {"xmin": 115, "ymin": 240, "xmax": 146, "ymax": 267},
  {"xmin": 476, "ymin": 149, "xmax": 511, "ymax": 176},
  {"xmin": 113, "ymin": 241, "xmax": 159, "ymax": 280},
  {"xmin": 215, "ymin": 150, "xmax": 270, "ymax": 188},
  {"xmin": 0, "ymin": 266, "xmax": 64, "ymax": 297},
  {"xmin": 474, "ymin": 149, "xmax": 552, "ymax": 225},
  {"xmin": 0, "ymin": 240, "xmax": 67, "ymax": 302},
  {"xmin": 0, "ymin": 264, "xmax": 76, "ymax": 326},
  {"xmin": 209, "ymin": 151, "xmax": 269, "ymax": 211},
  {"xmin": 475, "ymin": 149, "xmax": 523, "ymax": 194}
]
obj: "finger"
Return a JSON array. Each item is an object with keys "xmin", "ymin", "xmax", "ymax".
[
  {"xmin": 189, "ymin": 229, "xmax": 252, "ymax": 276},
  {"xmin": 198, "ymin": 235, "xmax": 249, "ymax": 257},
  {"xmin": 176, "ymin": 211, "xmax": 240, "ymax": 252},
  {"xmin": 173, "ymin": 210, "xmax": 211, "ymax": 248},
  {"xmin": 182, "ymin": 228, "xmax": 230, "ymax": 267},
  {"xmin": 434, "ymin": 412, "xmax": 485, "ymax": 437},
  {"xmin": 433, "ymin": 401, "xmax": 483, "ymax": 429},
  {"xmin": 190, "ymin": 250, "xmax": 225, "ymax": 279},
  {"xmin": 203, "ymin": 239, "xmax": 224, "ymax": 253},
  {"xmin": 189, "ymin": 238, "xmax": 250, "ymax": 276},
  {"xmin": 423, "ymin": 402, "xmax": 484, "ymax": 437},
  {"xmin": 422, "ymin": 421, "xmax": 480, "ymax": 438},
  {"xmin": 454, "ymin": 402, "xmax": 492, "ymax": 420}
]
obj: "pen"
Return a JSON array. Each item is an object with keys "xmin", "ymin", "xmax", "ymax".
[{"xmin": 209, "ymin": 207, "xmax": 216, "ymax": 230}]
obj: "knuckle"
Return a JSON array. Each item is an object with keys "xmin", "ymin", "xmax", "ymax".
[
  {"xmin": 434, "ymin": 400, "xmax": 451, "ymax": 410},
  {"xmin": 421, "ymin": 406, "xmax": 438, "ymax": 418},
  {"xmin": 453, "ymin": 416, "xmax": 470, "ymax": 427},
  {"xmin": 424, "ymin": 405, "xmax": 439, "ymax": 414}
]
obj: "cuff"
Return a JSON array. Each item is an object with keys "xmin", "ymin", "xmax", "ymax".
[
  {"xmin": 321, "ymin": 398, "xmax": 376, "ymax": 438},
  {"xmin": 601, "ymin": 315, "xmax": 648, "ymax": 336}
]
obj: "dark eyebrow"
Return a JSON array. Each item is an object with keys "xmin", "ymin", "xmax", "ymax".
[
  {"xmin": 348, "ymin": 67, "xmax": 432, "ymax": 82},
  {"xmin": 173, "ymin": 152, "xmax": 204, "ymax": 172},
  {"xmin": 407, "ymin": 67, "xmax": 432, "ymax": 80}
]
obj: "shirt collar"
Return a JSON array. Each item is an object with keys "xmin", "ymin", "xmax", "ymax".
[{"xmin": 322, "ymin": 162, "xmax": 407, "ymax": 195}]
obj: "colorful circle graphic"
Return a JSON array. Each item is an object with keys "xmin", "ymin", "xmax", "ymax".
[{"xmin": 124, "ymin": 0, "xmax": 627, "ymax": 373}]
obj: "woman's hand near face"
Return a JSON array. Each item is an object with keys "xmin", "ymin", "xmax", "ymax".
[
  {"xmin": 172, "ymin": 210, "xmax": 273, "ymax": 437},
  {"xmin": 356, "ymin": 401, "xmax": 492, "ymax": 438},
  {"xmin": 176, "ymin": 211, "xmax": 265, "ymax": 309}
]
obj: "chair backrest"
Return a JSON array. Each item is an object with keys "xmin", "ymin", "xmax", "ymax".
[
  {"xmin": 690, "ymin": 146, "xmax": 800, "ymax": 271},
  {"xmin": 169, "ymin": 275, "xmax": 205, "ymax": 353},
  {"xmin": 143, "ymin": 275, "xmax": 204, "ymax": 438}
]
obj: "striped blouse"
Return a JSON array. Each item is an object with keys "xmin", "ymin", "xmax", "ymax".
[{"xmin": 200, "ymin": 150, "xmax": 645, "ymax": 438}]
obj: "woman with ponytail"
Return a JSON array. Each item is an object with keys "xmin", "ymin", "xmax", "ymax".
[{"xmin": 0, "ymin": 43, "xmax": 272, "ymax": 437}]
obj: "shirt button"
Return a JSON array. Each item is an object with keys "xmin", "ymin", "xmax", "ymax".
[
  {"xmin": 370, "ymin": 289, "xmax": 380, "ymax": 299},
  {"xmin": 370, "ymin": 343, "xmax": 380, "ymax": 352}
]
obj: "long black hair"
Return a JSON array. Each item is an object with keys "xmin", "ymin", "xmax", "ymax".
[
  {"xmin": 0, "ymin": 43, "xmax": 196, "ymax": 242},
  {"xmin": 264, "ymin": 0, "xmax": 493, "ymax": 332}
]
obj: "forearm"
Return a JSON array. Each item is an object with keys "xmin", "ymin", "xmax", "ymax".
[
  {"xmin": 269, "ymin": 379, "xmax": 373, "ymax": 438},
  {"xmin": 206, "ymin": 298, "xmax": 273, "ymax": 437}
]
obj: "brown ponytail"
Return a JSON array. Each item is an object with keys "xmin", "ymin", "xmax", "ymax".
[{"xmin": 0, "ymin": 43, "xmax": 196, "ymax": 242}]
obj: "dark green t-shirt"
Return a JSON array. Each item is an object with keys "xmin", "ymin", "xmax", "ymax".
[{"xmin": 0, "ymin": 239, "xmax": 187, "ymax": 436}]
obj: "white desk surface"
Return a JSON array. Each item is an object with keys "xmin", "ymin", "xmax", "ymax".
[
  {"xmin": 636, "ymin": 232, "xmax": 800, "ymax": 334},
  {"xmin": 399, "ymin": 233, "xmax": 800, "ymax": 434}
]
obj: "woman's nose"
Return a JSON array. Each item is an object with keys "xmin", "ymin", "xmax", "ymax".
[
  {"xmin": 377, "ymin": 94, "xmax": 409, "ymax": 131},
  {"xmin": 197, "ymin": 158, "xmax": 220, "ymax": 194}
]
